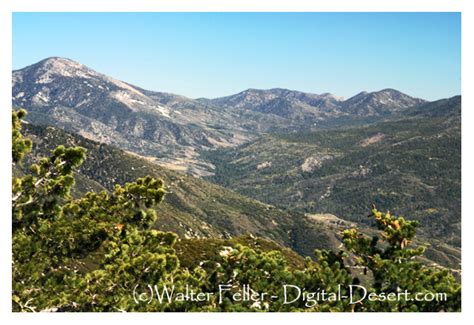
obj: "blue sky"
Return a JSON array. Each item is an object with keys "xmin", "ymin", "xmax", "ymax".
[{"xmin": 13, "ymin": 12, "xmax": 460, "ymax": 100}]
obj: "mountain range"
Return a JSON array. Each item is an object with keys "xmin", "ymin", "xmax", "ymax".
[
  {"xmin": 12, "ymin": 57, "xmax": 461, "ymax": 269},
  {"xmin": 14, "ymin": 57, "xmax": 428, "ymax": 176}
]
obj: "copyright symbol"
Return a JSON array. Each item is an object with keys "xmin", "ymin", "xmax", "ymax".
[{"xmin": 133, "ymin": 284, "xmax": 153, "ymax": 304}]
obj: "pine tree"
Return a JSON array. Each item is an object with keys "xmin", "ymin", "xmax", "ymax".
[
  {"xmin": 12, "ymin": 109, "xmax": 461, "ymax": 312},
  {"xmin": 342, "ymin": 208, "xmax": 461, "ymax": 311},
  {"xmin": 12, "ymin": 110, "xmax": 192, "ymax": 311}
]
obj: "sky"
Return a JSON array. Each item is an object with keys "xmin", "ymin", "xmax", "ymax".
[{"xmin": 13, "ymin": 12, "xmax": 461, "ymax": 100}]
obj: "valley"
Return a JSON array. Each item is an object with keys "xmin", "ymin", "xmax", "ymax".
[{"xmin": 12, "ymin": 57, "xmax": 461, "ymax": 270}]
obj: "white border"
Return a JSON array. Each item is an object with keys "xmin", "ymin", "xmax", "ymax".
[{"xmin": 1, "ymin": 1, "xmax": 472, "ymax": 324}]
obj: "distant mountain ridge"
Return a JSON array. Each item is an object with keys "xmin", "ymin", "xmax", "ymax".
[
  {"xmin": 205, "ymin": 87, "xmax": 426, "ymax": 118},
  {"xmin": 340, "ymin": 88, "xmax": 426, "ymax": 116},
  {"xmin": 13, "ymin": 57, "xmax": 434, "ymax": 175},
  {"xmin": 205, "ymin": 88, "xmax": 343, "ymax": 110}
]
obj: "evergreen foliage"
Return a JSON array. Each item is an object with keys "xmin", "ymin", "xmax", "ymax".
[{"xmin": 12, "ymin": 109, "xmax": 460, "ymax": 312}]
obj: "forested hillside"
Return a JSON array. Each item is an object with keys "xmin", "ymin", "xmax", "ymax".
[
  {"xmin": 203, "ymin": 97, "xmax": 461, "ymax": 247},
  {"xmin": 12, "ymin": 109, "xmax": 461, "ymax": 312},
  {"xmin": 19, "ymin": 122, "xmax": 348, "ymax": 259}
]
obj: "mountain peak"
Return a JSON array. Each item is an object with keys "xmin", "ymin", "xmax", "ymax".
[
  {"xmin": 14, "ymin": 56, "xmax": 101, "ymax": 84},
  {"xmin": 13, "ymin": 57, "xmax": 152, "ymax": 99},
  {"xmin": 341, "ymin": 88, "xmax": 426, "ymax": 116},
  {"xmin": 377, "ymin": 87, "xmax": 399, "ymax": 93},
  {"xmin": 230, "ymin": 87, "xmax": 342, "ymax": 101},
  {"xmin": 32, "ymin": 56, "xmax": 86, "ymax": 71},
  {"xmin": 374, "ymin": 88, "xmax": 408, "ymax": 96},
  {"xmin": 40, "ymin": 56, "xmax": 78, "ymax": 64}
]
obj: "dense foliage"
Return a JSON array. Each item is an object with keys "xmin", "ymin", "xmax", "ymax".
[{"xmin": 12, "ymin": 109, "xmax": 460, "ymax": 312}]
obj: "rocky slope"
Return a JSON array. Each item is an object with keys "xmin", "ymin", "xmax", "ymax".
[
  {"xmin": 13, "ymin": 57, "xmax": 428, "ymax": 175},
  {"xmin": 12, "ymin": 57, "xmax": 250, "ymax": 176},
  {"xmin": 203, "ymin": 87, "xmax": 426, "ymax": 128},
  {"xmin": 340, "ymin": 89, "xmax": 426, "ymax": 116}
]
